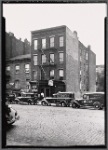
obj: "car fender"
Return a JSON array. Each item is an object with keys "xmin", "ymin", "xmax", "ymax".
[{"xmin": 72, "ymin": 100, "xmax": 80, "ymax": 106}]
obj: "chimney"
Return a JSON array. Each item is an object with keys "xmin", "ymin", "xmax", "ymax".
[{"xmin": 73, "ymin": 31, "xmax": 78, "ymax": 39}]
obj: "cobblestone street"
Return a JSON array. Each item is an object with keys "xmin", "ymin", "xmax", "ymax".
[{"xmin": 6, "ymin": 104, "xmax": 105, "ymax": 147}]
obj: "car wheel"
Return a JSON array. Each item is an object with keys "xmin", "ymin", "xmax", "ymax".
[
  {"xmin": 72, "ymin": 103, "xmax": 77, "ymax": 108},
  {"xmin": 61, "ymin": 102, "xmax": 66, "ymax": 107},
  {"xmin": 93, "ymin": 102, "xmax": 102, "ymax": 110},
  {"xmin": 41, "ymin": 101, "xmax": 47, "ymax": 106}
]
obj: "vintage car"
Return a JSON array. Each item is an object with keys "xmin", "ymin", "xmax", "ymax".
[
  {"xmin": 41, "ymin": 92, "xmax": 75, "ymax": 107},
  {"xmin": 71, "ymin": 92, "xmax": 105, "ymax": 110},
  {"xmin": 5, "ymin": 103, "xmax": 19, "ymax": 125},
  {"xmin": 15, "ymin": 92, "xmax": 38, "ymax": 105}
]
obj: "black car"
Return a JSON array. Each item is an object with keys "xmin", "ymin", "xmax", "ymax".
[{"xmin": 72, "ymin": 92, "xmax": 105, "ymax": 110}]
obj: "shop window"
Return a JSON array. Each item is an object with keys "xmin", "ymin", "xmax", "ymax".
[
  {"xmin": 59, "ymin": 36, "xmax": 64, "ymax": 47},
  {"xmin": 33, "ymin": 55, "xmax": 38, "ymax": 65},
  {"xmin": 50, "ymin": 37, "xmax": 54, "ymax": 47}
]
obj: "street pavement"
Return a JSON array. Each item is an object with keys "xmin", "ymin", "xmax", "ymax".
[{"xmin": 6, "ymin": 104, "xmax": 105, "ymax": 147}]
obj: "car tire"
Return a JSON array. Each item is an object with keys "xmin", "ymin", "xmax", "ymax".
[
  {"xmin": 72, "ymin": 102, "xmax": 78, "ymax": 108},
  {"xmin": 61, "ymin": 102, "xmax": 66, "ymax": 107},
  {"xmin": 41, "ymin": 101, "xmax": 47, "ymax": 106},
  {"xmin": 93, "ymin": 102, "xmax": 102, "ymax": 110}
]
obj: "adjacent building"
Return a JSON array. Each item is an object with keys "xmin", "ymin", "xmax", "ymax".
[
  {"xmin": 6, "ymin": 32, "xmax": 31, "ymax": 92},
  {"xmin": 31, "ymin": 25, "xmax": 96, "ymax": 98}
]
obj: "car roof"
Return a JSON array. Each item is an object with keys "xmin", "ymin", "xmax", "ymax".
[
  {"xmin": 22, "ymin": 92, "xmax": 34, "ymax": 95},
  {"xmin": 83, "ymin": 92, "xmax": 104, "ymax": 95},
  {"xmin": 53, "ymin": 92, "xmax": 74, "ymax": 95}
]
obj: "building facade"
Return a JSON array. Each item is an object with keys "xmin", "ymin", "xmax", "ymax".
[
  {"xmin": 6, "ymin": 32, "xmax": 31, "ymax": 92},
  {"xmin": 31, "ymin": 25, "xmax": 96, "ymax": 98}
]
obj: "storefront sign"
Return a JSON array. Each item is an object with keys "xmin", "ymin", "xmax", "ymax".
[{"xmin": 48, "ymin": 80, "xmax": 53, "ymax": 86}]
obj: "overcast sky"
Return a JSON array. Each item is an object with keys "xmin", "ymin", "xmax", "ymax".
[{"xmin": 3, "ymin": 3, "xmax": 107, "ymax": 65}]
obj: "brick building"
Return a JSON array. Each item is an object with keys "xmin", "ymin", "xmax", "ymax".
[
  {"xmin": 6, "ymin": 32, "xmax": 31, "ymax": 92},
  {"xmin": 31, "ymin": 25, "xmax": 96, "ymax": 98}
]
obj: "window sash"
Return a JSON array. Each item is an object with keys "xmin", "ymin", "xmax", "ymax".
[
  {"xmin": 59, "ymin": 70, "xmax": 64, "ymax": 77},
  {"xmin": 50, "ymin": 53, "xmax": 54, "ymax": 63},
  {"xmin": 50, "ymin": 37, "xmax": 54, "ymax": 47},
  {"xmin": 25, "ymin": 64, "xmax": 30, "ymax": 73},
  {"xmin": 42, "ymin": 54, "xmax": 46, "ymax": 64},
  {"xmin": 59, "ymin": 53, "xmax": 64, "ymax": 63},
  {"xmin": 42, "ymin": 39, "xmax": 46, "ymax": 49},
  {"xmin": 59, "ymin": 36, "xmax": 64, "ymax": 47},
  {"xmin": 34, "ymin": 39, "xmax": 38, "ymax": 50},
  {"xmin": 33, "ymin": 55, "xmax": 38, "ymax": 65},
  {"xmin": 6, "ymin": 66, "xmax": 10, "ymax": 71}
]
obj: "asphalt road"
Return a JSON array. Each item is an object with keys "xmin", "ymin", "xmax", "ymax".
[{"xmin": 6, "ymin": 104, "xmax": 105, "ymax": 147}]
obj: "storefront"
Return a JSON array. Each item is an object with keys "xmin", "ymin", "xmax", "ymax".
[{"xmin": 30, "ymin": 80, "xmax": 66, "ymax": 97}]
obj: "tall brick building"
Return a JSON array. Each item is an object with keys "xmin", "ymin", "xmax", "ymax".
[{"xmin": 31, "ymin": 25, "xmax": 96, "ymax": 98}]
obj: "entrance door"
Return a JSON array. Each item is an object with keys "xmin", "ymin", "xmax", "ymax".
[{"xmin": 46, "ymin": 88, "xmax": 50, "ymax": 97}]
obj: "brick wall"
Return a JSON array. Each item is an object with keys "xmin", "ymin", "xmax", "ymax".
[
  {"xmin": 31, "ymin": 26, "xmax": 66, "ymax": 81},
  {"xmin": 7, "ymin": 59, "xmax": 31, "ymax": 89},
  {"xmin": 88, "ymin": 47, "xmax": 96, "ymax": 91},
  {"xmin": 66, "ymin": 27, "xmax": 80, "ymax": 98}
]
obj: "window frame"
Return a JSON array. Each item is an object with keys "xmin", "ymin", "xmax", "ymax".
[
  {"xmin": 33, "ymin": 55, "xmax": 38, "ymax": 65},
  {"xmin": 25, "ymin": 64, "xmax": 30, "ymax": 73},
  {"xmin": 50, "ymin": 36, "xmax": 54, "ymax": 48},
  {"xmin": 42, "ymin": 38, "xmax": 46, "ymax": 49},
  {"xmin": 50, "ymin": 69, "xmax": 54, "ymax": 79},
  {"xmin": 34, "ymin": 39, "xmax": 38, "ymax": 50},
  {"xmin": 49, "ymin": 53, "xmax": 54, "ymax": 64},
  {"xmin": 59, "ymin": 36, "xmax": 64, "ymax": 47},
  {"xmin": 41, "ymin": 54, "xmax": 47, "ymax": 64},
  {"xmin": 59, "ymin": 52, "xmax": 64, "ymax": 63},
  {"xmin": 15, "ymin": 65, "xmax": 20, "ymax": 74}
]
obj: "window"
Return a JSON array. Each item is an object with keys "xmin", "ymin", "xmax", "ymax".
[
  {"xmin": 6, "ymin": 66, "xmax": 10, "ymax": 71},
  {"xmin": 41, "ymin": 70, "xmax": 45, "ymax": 80},
  {"xmin": 86, "ymin": 64, "xmax": 88, "ymax": 71},
  {"xmin": 59, "ymin": 36, "xmax": 64, "ymax": 47},
  {"xmin": 34, "ymin": 39, "xmax": 38, "ymax": 50},
  {"xmin": 15, "ymin": 65, "xmax": 20, "ymax": 74},
  {"xmin": 42, "ymin": 54, "xmax": 46, "ymax": 64},
  {"xmin": 50, "ymin": 37, "xmax": 54, "ymax": 47},
  {"xmin": 50, "ymin": 70, "xmax": 54, "ymax": 79},
  {"xmin": 86, "ymin": 52, "xmax": 88, "ymax": 60},
  {"xmin": 59, "ymin": 69, "xmax": 64, "ymax": 80},
  {"xmin": 42, "ymin": 38, "xmax": 46, "ymax": 49},
  {"xmin": 49, "ymin": 53, "xmax": 54, "ymax": 63},
  {"xmin": 25, "ymin": 64, "xmax": 30, "ymax": 73},
  {"xmin": 33, "ymin": 71, "xmax": 37, "ymax": 80},
  {"xmin": 33, "ymin": 55, "xmax": 38, "ymax": 65},
  {"xmin": 14, "ymin": 80, "xmax": 20, "ymax": 89},
  {"xmin": 59, "ymin": 52, "xmax": 64, "ymax": 63}
]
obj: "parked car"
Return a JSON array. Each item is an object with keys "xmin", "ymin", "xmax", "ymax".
[
  {"xmin": 15, "ymin": 92, "xmax": 38, "ymax": 105},
  {"xmin": 5, "ymin": 103, "xmax": 19, "ymax": 125},
  {"xmin": 41, "ymin": 92, "xmax": 75, "ymax": 107},
  {"xmin": 71, "ymin": 92, "xmax": 105, "ymax": 110}
]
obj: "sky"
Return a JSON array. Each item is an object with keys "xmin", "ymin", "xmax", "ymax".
[{"xmin": 3, "ymin": 3, "xmax": 107, "ymax": 65}]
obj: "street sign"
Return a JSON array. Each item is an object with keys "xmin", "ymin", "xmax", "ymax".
[{"xmin": 48, "ymin": 80, "xmax": 53, "ymax": 86}]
